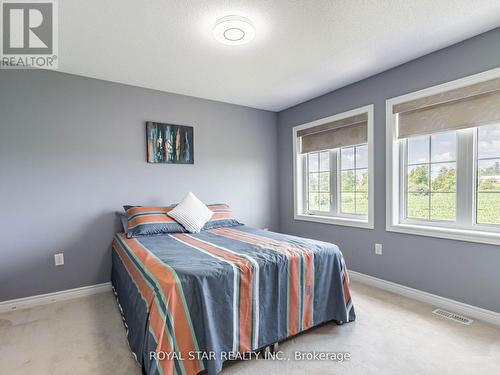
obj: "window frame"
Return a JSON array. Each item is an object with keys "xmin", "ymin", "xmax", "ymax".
[
  {"xmin": 293, "ymin": 105, "xmax": 374, "ymax": 229},
  {"xmin": 386, "ymin": 67, "xmax": 500, "ymax": 245}
]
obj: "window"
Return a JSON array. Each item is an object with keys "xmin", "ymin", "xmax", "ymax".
[
  {"xmin": 305, "ymin": 145, "xmax": 368, "ymax": 217},
  {"xmin": 477, "ymin": 124, "xmax": 500, "ymax": 225},
  {"xmin": 404, "ymin": 132, "xmax": 457, "ymax": 222},
  {"xmin": 307, "ymin": 151, "xmax": 330, "ymax": 212},
  {"xmin": 294, "ymin": 105, "xmax": 374, "ymax": 229},
  {"xmin": 340, "ymin": 145, "xmax": 368, "ymax": 215},
  {"xmin": 387, "ymin": 68, "xmax": 500, "ymax": 245}
]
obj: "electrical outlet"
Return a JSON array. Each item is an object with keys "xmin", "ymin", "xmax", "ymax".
[
  {"xmin": 54, "ymin": 253, "xmax": 64, "ymax": 266},
  {"xmin": 375, "ymin": 244, "xmax": 383, "ymax": 255}
]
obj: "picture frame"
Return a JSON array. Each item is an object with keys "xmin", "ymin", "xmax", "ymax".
[{"xmin": 146, "ymin": 121, "xmax": 194, "ymax": 164}]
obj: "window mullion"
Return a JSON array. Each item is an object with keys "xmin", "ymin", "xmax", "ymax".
[
  {"xmin": 428, "ymin": 136, "xmax": 432, "ymax": 221},
  {"xmin": 337, "ymin": 149, "xmax": 342, "ymax": 214},
  {"xmin": 456, "ymin": 129, "xmax": 474, "ymax": 228},
  {"xmin": 354, "ymin": 146, "xmax": 358, "ymax": 214},
  {"xmin": 330, "ymin": 149, "xmax": 338, "ymax": 215},
  {"xmin": 303, "ymin": 155, "xmax": 308, "ymax": 214},
  {"xmin": 399, "ymin": 140, "xmax": 407, "ymax": 221}
]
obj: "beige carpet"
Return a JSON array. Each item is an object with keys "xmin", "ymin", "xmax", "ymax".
[{"xmin": 1, "ymin": 281, "xmax": 499, "ymax": 375}]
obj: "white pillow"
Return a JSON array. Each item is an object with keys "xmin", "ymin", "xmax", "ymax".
[{"xmin": 168, "ymin": 192, "xmax": 213, "ymax": 233}]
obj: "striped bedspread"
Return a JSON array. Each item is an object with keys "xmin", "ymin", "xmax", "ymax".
[{"xmin": 111, "ymin": 225, "xmax": 355, "ymax": 375}]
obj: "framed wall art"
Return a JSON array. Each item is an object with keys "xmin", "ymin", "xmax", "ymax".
[{"xmin": 146, "ymin": 121, "xmax": 194, "ymax": 164}]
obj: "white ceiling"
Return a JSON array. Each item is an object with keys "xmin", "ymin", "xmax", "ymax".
[{"xmin": 59, "ymin": 0, "xmax": 500, "ymax": 111}]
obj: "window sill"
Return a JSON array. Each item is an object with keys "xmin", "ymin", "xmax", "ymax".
[
  {"xmin": 294, "ymin": 213, "xmax": 374, "ymax": 229},
  {"xmin": 386, "ymin": 222, "xmax": 500, "ymax": 246}
]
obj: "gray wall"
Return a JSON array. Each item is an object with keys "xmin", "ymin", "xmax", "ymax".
[
  {"xmin": 0, "ymin": 70, "xmax": 278, "ymax": 301},
  {"xmin": 277, "ymin": 28, "xmax": 500, "ymax": 313}
]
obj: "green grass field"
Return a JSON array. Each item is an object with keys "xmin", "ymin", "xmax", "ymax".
[
  {"xmin": 340, "ymin": 192, "xmax": 368, "ymax": 215},
  {"xmin": 316, "ymin": 192, "xmax": 500, "ymax": 224},
  {"xmin": 406, "ymin": 192, "xmax": 500, "ymax": 224}
]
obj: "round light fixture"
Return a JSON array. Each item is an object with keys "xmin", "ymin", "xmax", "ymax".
[{"xmin": 213, "ymin": 15, "xmax": 255, "ymax": 45}]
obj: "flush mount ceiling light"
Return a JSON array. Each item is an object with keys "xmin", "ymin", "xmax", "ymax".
[{"xmin": 213, "ymin": 15, "xmax": 255, "ymax": 45}]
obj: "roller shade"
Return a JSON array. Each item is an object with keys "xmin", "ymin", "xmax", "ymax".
[
  {"xmin": 298, "ymin": 113, "xmax": 368, "ymax": 153},
  {"xmin": 395, "ymin": 77, "xmax": 500, "ymax": 139}
]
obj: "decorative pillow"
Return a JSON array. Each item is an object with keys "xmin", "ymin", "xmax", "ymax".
[
  {"xmin": 167, "ymin": 192, "xmax": 213, "ymax": 233},
  {"xmin": 124, "ymin": 205, "xmax": 186, "ymax": 237},
  {"xmin": 202, "ymin": 204, "xmax": 242, "ymax": 230}
]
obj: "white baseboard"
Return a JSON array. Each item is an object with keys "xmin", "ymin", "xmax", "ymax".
[
  {"xmin": 349, "ymin": 271, "xmax": 500, "ymax": 327},
  {"xmin": 0, "ymin": 282, "xmax": 112, "ymax": 313}
]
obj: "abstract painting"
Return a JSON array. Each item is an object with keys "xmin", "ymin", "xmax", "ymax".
[{"xmin": 146, "ymin": 121, "xmax": 194, "ymax": 164}]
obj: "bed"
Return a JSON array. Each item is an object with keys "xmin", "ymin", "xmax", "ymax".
[{"xmin": 111, "ymin": 225, "xmax": 355, "ymax": 375}]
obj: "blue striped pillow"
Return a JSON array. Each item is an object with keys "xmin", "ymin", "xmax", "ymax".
[
  {"xmin": 202, "ymin": 204, "xmax": 242, "ymax": 230},
  {"xmin": 123, "ymin": 206, "xmax": 186, "ymax": 237}
]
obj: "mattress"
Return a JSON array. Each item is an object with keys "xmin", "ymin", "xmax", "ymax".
[{"xmin": 111, "ymin": 225, "xmax": 355, "ymax": 375}]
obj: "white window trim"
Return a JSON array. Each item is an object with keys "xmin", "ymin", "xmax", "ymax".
[
  {"xmin": 293, "ymin": 104, "xmax": 374, "ymax": 229},
  {"xmin": 386, "ymin": 67, "xmax": 500, "ymax": 245}
]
